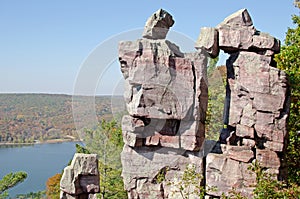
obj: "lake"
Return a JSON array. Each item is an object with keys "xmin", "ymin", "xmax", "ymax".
[{"xmin": 0, "ymin": 142, "xmax": 82, "ymax": 197}]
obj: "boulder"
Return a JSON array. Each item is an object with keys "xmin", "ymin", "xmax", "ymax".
[
  {"xmin": 218, "ymin": 26, "xmax": 256, "ymax": 52},
  {"xmin": 142, "ymin": 9, "xmax": 174, "ymax": 39},
  {"xmin": 252, "ymin": 32, "xmax": 280, "ymax": 53},
  {"xmin": 60, "ymin": 153, "xmax": 99, "ymax": 199},
  {"xmin": 264, "ymin": 141, "xmax": 284, "ymax": 152},
  {"xmin": 242, "ymin": 138, "xmax": 256, "ymax": 147},
  {"xmin": 195, "ymin": 27, "xmax": 219, "ymax": 58},
  {"xmin": 217, "ymin": 9, "xmax": 253, "ymax": 27}
]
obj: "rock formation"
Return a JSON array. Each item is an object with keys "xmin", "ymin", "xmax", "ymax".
[
  {"xmin": 60, "ymin": 153, "xmax": 100, "ymax": 199},
  {"xmin": 197, "ymin": 9, "xmax": 289, "ymax": 198},
  {"xmin": 119, "ymin": 8, "xmax": 289, "ymax": 199},
  {"xmin": 142, "ymin": 8, "xmax": 175, "ymax": 39},
  {"xmin": 119, "ymin": 8, "xmax": 208, "ymax": 198}
]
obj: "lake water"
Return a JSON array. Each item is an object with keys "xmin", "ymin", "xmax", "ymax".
[{"xmin": 0, "ymin": 142, "xmax": 82, "ymax": 197}]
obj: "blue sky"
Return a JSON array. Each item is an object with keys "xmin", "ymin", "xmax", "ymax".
[{"xmin": 0, "ymin": 0, "xmax": 298, "ymax": 95}]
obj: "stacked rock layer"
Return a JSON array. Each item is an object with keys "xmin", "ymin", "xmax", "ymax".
[
  {"xmin": 119, "ymin": 9, "xmax": 209, "ymax": 198},
  {"xmin": 60, "ymin": 153, "xmax": 100, "ymax": 199},
  {"xmin": 119, "ymin": 8, "xmax": 289, "ymax": 199},
  {"xmin": 197, "ymin": 9, "xmax": 289, "ymax": 198}
]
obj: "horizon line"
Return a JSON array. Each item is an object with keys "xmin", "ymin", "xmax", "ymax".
[{"xmin": 0, "ymin": 92, "xmax": 124, "ymax": 97}]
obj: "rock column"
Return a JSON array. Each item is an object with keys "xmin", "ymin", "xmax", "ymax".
[
  {"xmin": 196, "ymin": 9, "xmax": 290, "ymax": 198},
  {"xmin": 119, "ymin": 8, "xmax": 290, "ymax": 199},
  {"xmin": 119, "ymin": 9, "xmax": 209, "ymax": 198}
]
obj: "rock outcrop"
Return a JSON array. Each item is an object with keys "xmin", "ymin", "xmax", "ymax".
[
  {"xmin": 119, "ymin": 8, "xmax": 208, "ymax": 198},
  {"xmin": 142, "ymin": 8, "xmax": 175, "ymax": 39},
  {"xmin": 119, "ymin": 9, "xmax": 208, "ymax": 152},
  {"xmin": 119, "ymin": 8, "xmax": 289, "ymax": 199},
  {"xmin": 196, "ymin": 9, "xmax": 289, "ymax": 198},
  {"xmin": 60, "ymin": 153, "xmax": 100, "ymax": 199}
]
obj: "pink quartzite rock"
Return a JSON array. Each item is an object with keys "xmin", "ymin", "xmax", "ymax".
[
  {"xmin": 218, "ymin": 26, "xmax": 256, "ymax": 52},
  {"xmin": 119, "ymin": 8, "xmax": 290, "ymax": 199},
  {"xmin": 264, "ymin": 141, "xmax": 284, "ymax": 152},
  {"xmin": 206, "ymin": 153, "xmax": 256, "ymax": 198},
  {"xmin": 221, "ymin": 144, "xmax": 254, "ymax": 163},
  {"xmin": 242, "ymin": 138, "xmax": 256, "ymax": 147},
  {"xmin": 119, "ymin": 9, "xmax": 210, "ymax": 198},
  {"xmin": 195, "ymin": 27, "xmax": 219, "ymax": 58},
  {"xmin": 119, "ymin": 39, "xmax": 207, "ymax": 121},
  {"xmin": 119, "ymin": 28, "xmax": 208, "ymax": 152},
  {"xmin": 142, "ymin": 9, "xmax": 174, "ymax": 39},
  {"xmin": 256, "ymin": 149, "xmax": 281, "ymax": 169},
  {"xmin": 217, "ymin": 9, "xmax": 281, "ymax": 54},
  {"xmin": 217, "ymin": 9, "xmax": 253, "ymax": 27},
  {"xmin": 206, "ymin": 8, "xmax": 289, "ymax": 199},
  {"xmin": 251, "ymin": 32, "xmax": 280, "ymax": 53},
  {"xmin": 60, "ymin": 153, "xmax": 99, "ymax": 199},
  {"xmin": 236, "ymin": 124, "xmax": 255, "ymax": 138},
  {"xmin": 121, "ymin": 145, "xmax": 204, "ymax": 199}
]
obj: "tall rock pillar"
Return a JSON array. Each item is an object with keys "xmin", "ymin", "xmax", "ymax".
[
  {"xmin": 197, "ymin": 9, "xmax": 290, "ymax": 198},
  {"xmin": 119, "ymin": 9, "xmax": 209, "ymax": 198}
]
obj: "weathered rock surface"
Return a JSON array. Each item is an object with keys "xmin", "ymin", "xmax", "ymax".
[
  {"xmin": 60, "ymin": 153, "xmax": 99, "ymax": 199},
  {"xmin": 217, "ymin": 8, "xmax": 253, "ymax": 27},
  {"xmin": 121, "ymin": 144, "xmax": 205, "ymax": 199},
  {"xmin": 204, "ymin": 8, "xmax": 289, "ymax": 199},
  {"xmin": 119, "ymin": 13, "xmax": 208, "ymax": 152},
  {"xmin": 119, "ymin": 9, "xmax": 210, "ymax": 198},
  {"xmin": 220, "ymin": 144, "xmax": 254, "ymax": 163},
  {"xmin": 256, "ymin": 149, "xmax": 281, "ymax": 169},
  {"xmin": 142, "ymin": 9, "xmax": 174, "ymax": 39},
  {"xmin": 206, "ymin": 153, "xmax": 256, "ymax": 198},
  {"xmin": 195, "ymin": 27, "xmax": 219, "ymax": 58},
  {"xmin": 119, "ymin": 39, "xmax": 207, "ymax": 122},
  {"xmin": 119, "ymin": 8, "xmax": 290, "ymax": 199}
]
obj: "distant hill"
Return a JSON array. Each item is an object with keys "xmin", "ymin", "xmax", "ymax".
[{"xmin": 0, "ymin": 94, "xmax": 124, "ymax": 144}]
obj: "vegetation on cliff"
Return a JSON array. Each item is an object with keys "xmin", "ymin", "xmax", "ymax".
[
  {"xmin": 274, "ymin": 2, "xmax": 300, "ymax": 185},
  {"xmin": 0, "ymin": 172, "xmax": 27, "ymax": 199},
  {"xmin": 84, "ymin": 120, "xmax": 127, "ymax": 199}
]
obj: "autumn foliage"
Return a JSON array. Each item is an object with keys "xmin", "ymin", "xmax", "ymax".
[{"xmin": 46, "ymin": 173, "xmax": 62, "ymax": 199}]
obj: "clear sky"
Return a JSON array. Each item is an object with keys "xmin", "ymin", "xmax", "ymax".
[{"xmin": 0, "ymin": 0, "xmax": 298, "ymax": 95}]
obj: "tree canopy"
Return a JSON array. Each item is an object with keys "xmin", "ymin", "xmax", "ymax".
[
  {"xmin": 274, "ymin": 3, "xmax": 300, "ymax": 185},
  {"xmin": 0, "ymin": 171, "xmax": 27, "ymax": 198}
]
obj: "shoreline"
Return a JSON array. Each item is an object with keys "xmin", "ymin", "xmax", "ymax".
[{"xmin": 0, "ymin": 139, "xmax": 82, "ymax": 147}]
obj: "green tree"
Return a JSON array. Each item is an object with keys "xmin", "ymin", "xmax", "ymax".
[
  {"xmin": 15, "ymin": 191, "xmax": 46, "ymax": 199},
  {"xmin": 0, "ymin": 171, "xmax": 27, "ymax": 199},
  {"xmin": 223, "ymin": 161, "xmax": 300, "ymax": 199},
  {"xmin": 84, "ymin": 119, "xmax": 127, "ymax": 199},
  {"xmin": 168, "ymin": 164, "xmax": 204, "ymax": 198},
  {"xmin": 206, "ymin": 56, "xmax": 226, "ymax": 140},
  {"xmin": 75, "ymin": 143, "xmax": 91, "ymax": 154},
  {"xmin": 274, "ymin": 5, "xmax": 300, "ymax": 185}
]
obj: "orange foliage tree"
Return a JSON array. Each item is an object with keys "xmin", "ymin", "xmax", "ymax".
[{"xmin": 46, "ymin": 173, "xmax": 62, "ymax": 199}]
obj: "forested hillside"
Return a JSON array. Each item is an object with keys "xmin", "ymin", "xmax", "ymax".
[{"xmin": 0, "ymin": 94, "xmax": 119, "ymax": 144}]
